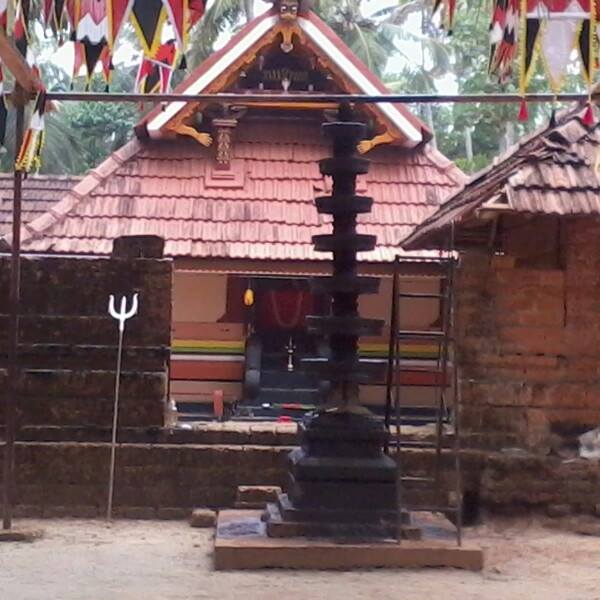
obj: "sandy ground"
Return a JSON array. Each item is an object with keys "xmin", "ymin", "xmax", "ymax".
[{"xmin": 1, "ymin": 517, "xmax": 599, "ymax": 600}]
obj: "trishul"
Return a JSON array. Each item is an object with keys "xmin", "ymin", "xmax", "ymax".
[
  {"xmin": 106, "ymin": 292, "xmax": 140, "ymax": 521},
  {"xmin": 108, "ymin": 293, "xmax": 139, "ymax": 332}
]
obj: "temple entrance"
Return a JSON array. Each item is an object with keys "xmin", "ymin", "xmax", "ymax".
[{"xmin": 237, "ymin": 277, "xmax": 329, "ymax": 419}]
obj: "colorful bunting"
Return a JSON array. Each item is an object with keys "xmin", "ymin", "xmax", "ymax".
[
  {"xmin": 162, "ymin": 0, "xmax": 189, "ymax": 53},
  {"xmin": 432, "ymin": 0, "xmax": 457, "ymax": 32},
  {"xmin": 131, "ymin": 0, "xmax": 167, "ymax": 56},
  {"xmin": 518, "ymin": 97, "xmax": 529, "ymax": 121},
  {"xmin": 489, "ymin": 0, "xmax": 520, "ymax": 83},
  {"xmin": 5, "ymin": 1, "xmax": 206, "ymax": 95},
  {"xmin": 16, "ymin": 92, "xmax": 47, "ymax": 173},
  {"xmin": 190, "ymin": 0, "xmax": 206, "ymax": 25},
  {"xmin": 0, "ymin": 0, "xmax": 209, "ymax": 171},
  {"xmin": 43, "ymin": 0, "xmax": 68, "ymax": 33},
  {"xmin": 14, "ymin": 0, "xmax": 29, "ymax": 57},
  {"xmin": 518, "ymin": 0, "xmax": 596, "ymax": 94},
  {"xmin": 583, "ymin": 101, "xmax": 595, "ymax": 125},
  {"xmin": 107, "ymin": 0, "xmax": 134, "ymax": 49},
  {"xmin": 433, "ymin": 0, "xmax": 599, "ymax": 98},
  {"xmin": 135, "ymin": 39, "xmax": 178, "ymax": 94},
  {"xmin": 73, "ymin": 0, "xmax": 109, "ymax": 86}
]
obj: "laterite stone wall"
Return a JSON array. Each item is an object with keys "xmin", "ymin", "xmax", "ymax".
[
  {"xmin": 457, "ymin": 217, "xmax": 600, "ymax": 450},
  {"xmin": 0, "ymin": 441, "xmax": 291, "ymax": 518},
  {"xmin": 1, "ymin": 436, "xmax": 598, "ymax": 518},
  {"xmin": 0, "ymin": 255, "xmax": 172, "ymax": 428}
]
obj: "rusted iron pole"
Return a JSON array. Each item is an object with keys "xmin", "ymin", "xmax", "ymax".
[
  {"xmin": 0, "ymin": 90, "xmax": 591, "ymax": 105},
  {"xmin": 2, "ymin": 101, "xmax": 25, "ymax": 530},
  {"xmin": 41, "ymin": 91, "xmax": 593, "ymax": 104}
]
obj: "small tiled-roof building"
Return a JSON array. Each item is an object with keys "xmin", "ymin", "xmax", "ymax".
[
  {"xmin": 0, "ymin": 174, "xmax": 80, "ymax": 236},
  {"xmin": 403, "ymin": 104, "xmax": 600, "ymax": 450},
  {"xmin": 2, "ymin": 5, "xmax": 464, "ymax": 416}
]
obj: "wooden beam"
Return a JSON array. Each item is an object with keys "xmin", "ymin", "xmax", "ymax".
[{"xmin": 0, "ymin": 30, "xmax": 41, "ymax": 96}]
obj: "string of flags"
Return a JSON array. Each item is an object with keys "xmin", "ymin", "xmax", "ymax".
[
  {"xmin": 0, "ymin": 0, "xmax": 206, "ymax": 171},
  {"xmin": 434, "ymin": 0, "xmax": 599, "ymax": 123}
]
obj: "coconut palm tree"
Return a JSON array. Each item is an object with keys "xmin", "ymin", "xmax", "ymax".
[
  {"xmin": 188, "ymin": 0, "xmax": 256, "ymax": 67},
  {"xmin": 188, "ymin": 0, "xmax": 422, "ymax": 76}
]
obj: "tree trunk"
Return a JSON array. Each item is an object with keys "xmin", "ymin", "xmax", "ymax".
[
  {"xmin": 424, "ymin": 104, "xmax": 437, "ymax": 150},
  {"xmin": 243, "ymin": 0, "xmax": 254, "ymax": 21},
  {"xmin": 464, "ymin": 126, "xmax": 473, "ymax": 162},
  {"xmin": 503, "ymin": 121, "xmax": 515, "ymax": 153}
]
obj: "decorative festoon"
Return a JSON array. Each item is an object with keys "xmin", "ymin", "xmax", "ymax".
[
  {"xmin": 1, "ymin": 0, "xmax": 208, "ymax": 170},
  {"xmin": 435, "ymin": 0, "xmax": 599, "ymax": 110},
  {"xmin": 4, "ymin": 0, "xmax": 207, "ymax": 92}
]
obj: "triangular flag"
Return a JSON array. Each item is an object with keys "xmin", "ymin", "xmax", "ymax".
[
  {"xmin": 72, "ymin": 40, "xmax": 85, "ymax": 79},
  {"xmin": 43, "ymin": 0, "xmax": 54, "ymax": 27},
  {"xmin": 131, "ymin": 0, "xmax": 167, "ymax": 56},
  {"xmin": 75, "ymin": 0, "xmax": 109, "ymax": 84},
  {"xmin": 13, "ymin": 0, "xmax": 29, "ymax": 57},
  {"xmin": 100, "ymin": 45, "xmax": 114, "ymax": 89},
  {"xmin": 16, "ymin": 92, "xmax": 47, "ymax": 173},
  {"xmin": 583, "ymin": 102, "xmax": 595, "ymax": 126},
  {"xmin": 541, "ymin": 17, "xmax": 579, "ymax": 92},
  {"xmin": 522, "ymin": 18, "xmax": 541, "ymax": 89},
  {"xmin": 135, "ymin": 40, "xmax": 177, "ymax": 94},
  {"xmin": 518, "ymin": 98, "xmax": 529, "ymax": 121},
  {"xmin": 162, "ymin": 0, "xmax": 189, "ymax": 53},
  {"xmin": 108, "ymin": 0, "xmax": 134, "ymax": 49},
  {"xmin": 189, "ymin": 0, "xmax": 206, "ymax": 25}
]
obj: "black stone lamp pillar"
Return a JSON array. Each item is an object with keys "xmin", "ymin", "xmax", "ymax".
[{"xmin": 264, "ymin": 108, "xmax": 399, "ymax": 539}]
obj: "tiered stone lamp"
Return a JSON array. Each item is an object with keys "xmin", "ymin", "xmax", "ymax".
[{"xmin": 264, "ymin": 108, "xmax": 400, "ymax": 538}]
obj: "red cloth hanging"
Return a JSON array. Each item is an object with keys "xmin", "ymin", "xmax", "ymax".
[{"xmin": 258, "ymin": 290, "xmax": 314, "ymax": 330}]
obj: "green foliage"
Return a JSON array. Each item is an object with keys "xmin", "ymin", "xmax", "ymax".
[
  {"xmin": 58, "ymin": 101, "xmax": 138, "ymax": 172},
  {"xmin": 187, "ymin": 0, "xmax": 255, "ymax": 67},
  {"xmin": 312, "ymin": 0, "xmax": 398, "ymax": 75}
]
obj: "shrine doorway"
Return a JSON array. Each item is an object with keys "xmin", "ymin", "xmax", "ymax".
[{"xmin": 240, "ymin": 276, "xmax": 329, "ymax": 418}]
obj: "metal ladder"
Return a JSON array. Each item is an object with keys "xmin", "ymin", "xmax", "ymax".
[{"xmin": 384, "ymin": 254, "xmax": 463, "ymax": 546}]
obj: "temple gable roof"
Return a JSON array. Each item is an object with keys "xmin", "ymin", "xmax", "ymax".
[{"xmin": 136, "ymin": 9, "xmax": 430, "ymax": 148}]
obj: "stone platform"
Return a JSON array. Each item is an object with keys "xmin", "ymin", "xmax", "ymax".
[{"xmin": 214, "ymin": 510, "xmax": 484, "ymax": 571}]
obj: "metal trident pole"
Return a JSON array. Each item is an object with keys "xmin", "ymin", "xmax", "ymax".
[{"xmin": 106, "ymin": 293, "xmax": 139, "ymax": 521}]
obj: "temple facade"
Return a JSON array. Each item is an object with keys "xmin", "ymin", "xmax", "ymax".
[{"xmin": 2, "ymin": 2, "xmax": 463, "ymax": 421}]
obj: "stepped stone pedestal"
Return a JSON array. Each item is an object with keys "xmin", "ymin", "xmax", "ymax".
[
  {"xmin": 261, "ymin": 111, "xmax": 401, "ymax": 540},
  {"xmin": 265, "ymin": 412, "xmax": 415, "ymax": 539}
]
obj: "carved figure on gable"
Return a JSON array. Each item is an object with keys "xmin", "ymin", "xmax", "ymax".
[
  {"xmin": 270, "ymin": 0, "xmax": 308, "ymax": 52},
  {"xmin": 279, "ymin": 0, "xmax": 300, "ymax": 21}
]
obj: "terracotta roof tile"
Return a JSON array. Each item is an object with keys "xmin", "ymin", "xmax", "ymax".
[
  {"xmin": 0, "ymin": 174, "xmax": 81, "ymax": 235},
  {"xmin": 402, "ymin": 105, "xmax": 600, "ymax": 250},
  {"xmin": 13, "ymin": 117, "xmax": 461, "ymax": 262}
]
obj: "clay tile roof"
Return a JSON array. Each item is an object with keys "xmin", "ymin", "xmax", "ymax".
[
  {"xmin": 402, "ymin": 104, "xmax": 600, "ymax": 250},
  {"xmin": 7, "ymin": 116, "xmax": 463, "ymax": 262},
  {"xmin": 0, "ymin": 173, "xmax": 81, "ymax": 236}
]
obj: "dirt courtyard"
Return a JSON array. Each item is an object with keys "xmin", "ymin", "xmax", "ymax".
[{"xmin": 1, "ymin": 517, "xmax": 599, "ymax": 600}]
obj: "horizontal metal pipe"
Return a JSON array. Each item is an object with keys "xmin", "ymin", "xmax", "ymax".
[{"xmin": 24, "ymin": 91, "xmax": 593, "ymax": 104}]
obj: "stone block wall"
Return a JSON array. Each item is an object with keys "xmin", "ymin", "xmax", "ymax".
[
  {"xmin": 0, "ymin": 256, "xmax": 172, "ymax": 428},
  {"xmin": 480, "ymin": 452, "xmax": 600, "ymax": 514},
  {"xmin": 1, "ymin": 423, "xmax": 598, "ymax": 517},
  {"xmin": 0, "ymin": 441, "xmax": 290, "ymax": 518},
  {"xmin": 456, "ymin": 217, "xmax": 600, "ymax": 450}
]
